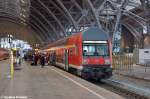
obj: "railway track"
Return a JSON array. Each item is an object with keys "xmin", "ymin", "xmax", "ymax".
[
  {"xmin": 73, "ymin": 74, "xmax": 149, "ymax": 98},
  {"xmin": 55, "ymin": 66, "xmax": 149, "ymax": 99},
  {"xmin": 91, "ymin": 80, "xmax": 149, "ymax": 99}
]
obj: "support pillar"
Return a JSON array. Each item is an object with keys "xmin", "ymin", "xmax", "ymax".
[{"xmin": 144, "ymin": 21, "xmax": 150, "ymax": 48}]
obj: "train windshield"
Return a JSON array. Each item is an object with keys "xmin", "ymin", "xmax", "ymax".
[{"xmin": 83, "ymin": 43, "xmax": 109, "ymax": 56}]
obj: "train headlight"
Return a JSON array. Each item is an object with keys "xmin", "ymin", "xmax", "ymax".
[
  {"xmin": 83, "ymin": 59, "xmax": 88, "ymax": 64},
  {"xmin": 105, "ymin": 59, "xmax": 110, "ymax": 64}
]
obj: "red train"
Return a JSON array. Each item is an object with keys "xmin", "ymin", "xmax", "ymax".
[
  {"xmin": 0, "ymin": 48, "xmax": 9, "ymax": 61},
  {"xmin": 45, "ymin": 27, "xmax": 112, "ymax": 80}
]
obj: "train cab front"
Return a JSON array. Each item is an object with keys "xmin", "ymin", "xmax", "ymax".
[{"xmin": 81, "ymin": 41, "xmax": 112, "ymax": 80}]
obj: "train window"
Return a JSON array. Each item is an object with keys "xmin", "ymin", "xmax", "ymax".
[
  {"xmin": 96, "ymin": 44, "xmax": 109, "ymax": 56},
  {"xmin": 75, "ymin": 45, "xmax": 78, "ymax": 55},
  {"xmin": 83, "ymin": 43, "xmax": 109, "ymax": 56},
  {"xmin": 69, "ymin": 49, "xmax": 73, "ymax": 55},
  {"xmin": 83, "ymin": 45, "xmax": 95, "ymax": 56},
  {"xmin": 69, "ymin": 46, "xmax": 78, "ymax": 56}
]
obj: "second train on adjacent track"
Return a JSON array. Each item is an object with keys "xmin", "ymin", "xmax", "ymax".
[{"xmin": 44, "ymin": 27, "xmax": 112, "ymax": 80}]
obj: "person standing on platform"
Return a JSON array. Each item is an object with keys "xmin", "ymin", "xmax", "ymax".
[
  {"xmin": 31, "ymin": 54, "xmax": 35, "ymax": 65},
  {"xmin": 49, "ymin": 54, "xmax": 53, "ymax": 65},
  {"xmin": 34, "ymin": 54, "xmax": 39, "ymax": 65},
  {"xmin": 40, "ymin": 54, "xmax": 45, "ymax": 68}
]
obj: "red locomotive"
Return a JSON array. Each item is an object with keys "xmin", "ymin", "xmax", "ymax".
[{"xmin": 45, "ymin": 27, "xmax": 112, "ymax": 80}]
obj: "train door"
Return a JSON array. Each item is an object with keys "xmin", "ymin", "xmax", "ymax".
[{"xmin": 65, "ymin": 49, "xmax": 69, "ymax": 71}]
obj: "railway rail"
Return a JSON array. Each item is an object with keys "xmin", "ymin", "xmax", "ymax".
[
  {"xmin": 93, "ymin": 79, "xmax": 149, "ymax": 99},
  {"xmin": 68, "ymin": 67, "xmax": 149, "ymax": 99}
]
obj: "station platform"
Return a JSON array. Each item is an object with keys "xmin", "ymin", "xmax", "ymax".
[{"xmin": 0, "ymin": 60, "xmax": 123, "ymax": 99}]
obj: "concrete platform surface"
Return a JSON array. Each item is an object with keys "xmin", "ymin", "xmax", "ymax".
[{"xmin": 0, "ymin": 60, "xmax": 123, "ymax": 99}]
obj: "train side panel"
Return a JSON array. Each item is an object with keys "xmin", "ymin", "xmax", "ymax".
[
  {"xmin": 0, "ymin": 48, "xmax": 9, "ymax": 60},
  {"xmin": 55, "ymin": 48, "xmax": 66, "ymax": 68},
  {"xmin": 67, "ymin": 33, "xmax": 83, "ymax": 69}
]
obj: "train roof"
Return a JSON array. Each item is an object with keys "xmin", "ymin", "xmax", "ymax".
[
  {"xmin": 46, "ymin": 27, "xmax": 109, "ymax": 48},
  {"xmin": 82, "ymin": 27, "xmax": 109, "ymax": 41}
]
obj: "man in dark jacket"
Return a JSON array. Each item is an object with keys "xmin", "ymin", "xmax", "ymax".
[
  {"xmin": 40, "ymin": 54, "xmax": 45, "ymax": 68},
  {"xmin": 34, "ymin": 54, "xmax": 39, "ymax": 65}
]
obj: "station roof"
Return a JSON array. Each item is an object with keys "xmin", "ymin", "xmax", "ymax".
[{"xmin": 0, "ymin": 0, "xmax": 149, "ymax": 46}]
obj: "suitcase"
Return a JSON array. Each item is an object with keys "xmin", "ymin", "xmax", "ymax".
[{"xmin": 30, "ymin": 62, "xmax": 35, "ymax": 66}]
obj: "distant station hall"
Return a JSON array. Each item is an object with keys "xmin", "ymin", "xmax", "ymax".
[{"xmin": 0, "ymin": 0, "xmax": 150, "ymax": 99}]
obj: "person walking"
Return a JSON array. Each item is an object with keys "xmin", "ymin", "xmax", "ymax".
[
  {"xmin": 40, "ymin": 54, "xmax": 45, "ymax": 68},
  {"xmin": 31, "ymin": 54, "xmax": 35, "ymax": 66},
  {"xmin": 34, "ymin": 54, "xmax": 39, "ymax": 66}
]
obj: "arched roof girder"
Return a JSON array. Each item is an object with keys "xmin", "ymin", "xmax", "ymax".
[
  {"xmin": 31, "ymin": 6, "xmax": 60, "ymax": 39},
  {"xmin": 25, "ymin": 23, "xmax": 45, "ymax": 43},
  {"xmin": 0, "ymin": 16, "xmax": 43, "ymax": 43},
  {"xmin": 70, "ymin": 0, "xmax": 91, "ymax": 25},
  {"xmin": 30, "ymin": 19, "xmax": 50, "ymax": 41},
  {"xmin": 56, "ymin": 0, "xmax": 79, "ymax": 30},
  {"xmin": 49, "ymin": 0, "xmax": 69, "ymax": 21},
  {"xmin": 0, "ymin": 10, "xmax": 46, "ymax": 42},
  {"xmin": 0, "ymin": 11, "xmax": 20, "ymax": 21},
  {"xmin": 30, "ymin": 15, "xmax": 53, "ymax": 42},
  {"xmin": 97, "ymin": 0, "xmax": 147, "ymax": 44},
  {"xmin": 86, "ymin": 0, "xmax": 103, "ymax": 29},
  {"xmin": 29, "ymin": 21, "xmax": 47, "ymax": 42},
  {"xmin": 30, "ymin": 14, "xmax": 54, "ymax": 41},
  {"xmin": 123, "ymin": 10, "xmax": 147, "ymax": 26},
  {"xmin": 123, "ymin": 23, "xmax": 142, "ymax": 47},
  {"xmin": 37, "ymin": 0, "xmax": 66, "ymax": 36}
]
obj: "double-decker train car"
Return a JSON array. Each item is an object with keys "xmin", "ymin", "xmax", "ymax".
[{"xmin": 45, "ymin": 27, "xmax": 112, "ymax": 80}]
